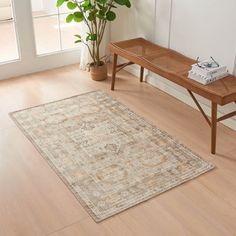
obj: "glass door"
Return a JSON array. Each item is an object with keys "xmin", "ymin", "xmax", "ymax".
[
  {"xmin": 31, "ymin": 0, "xmax": 80, "ymax": 55},
  {"xmin": 0, "ymin": 0, "xmax": 80, "ymax": 80},
  {"xmin": 0, "ymin": 0, "xmax": 19, "ymax": 63}
]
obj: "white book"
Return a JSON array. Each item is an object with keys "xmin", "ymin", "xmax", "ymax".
[
  {"xmin": 192, "ymin": 65, "xmax": 227, "ymax": 78},
  {"xmin": 191, "ymin": 60, "xmax": 227, "ymax": 77},
  {"xmin": 188, "ymin": 71, "xmax": 229, "ymax": 85}
]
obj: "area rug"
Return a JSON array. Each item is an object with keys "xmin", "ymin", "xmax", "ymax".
[{"xmin": 10, "ymin": 90, "xmax": 214, "ymax": 222}]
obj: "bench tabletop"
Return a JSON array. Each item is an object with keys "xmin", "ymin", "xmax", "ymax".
[{"xmin": 110, "ymin": 38, "xmax": 236, "ymax": 105}]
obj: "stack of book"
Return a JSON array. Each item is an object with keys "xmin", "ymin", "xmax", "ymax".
[{"xmin": 188, "ymin": 59, "xmax": 228, "ymax": 85}]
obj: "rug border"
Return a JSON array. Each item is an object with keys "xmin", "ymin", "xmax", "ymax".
[
  {"xmin": 9, "ymin": 90, "xmax": 99, "ymax": 115},
  {"xmin": 9, "ymin": 90, "xmax": 215, "ymax": 222}
]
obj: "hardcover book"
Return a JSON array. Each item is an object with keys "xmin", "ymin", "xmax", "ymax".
[{"xmin": 191, "ymin": 60, "xmax": 227, "ymax": 77}]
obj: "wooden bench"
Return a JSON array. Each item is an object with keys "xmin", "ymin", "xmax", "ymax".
[{"xmin": 110, "ymin": 38, "xmax": 236, "ymax": 154}]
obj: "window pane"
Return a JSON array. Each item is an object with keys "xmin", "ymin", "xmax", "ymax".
[
  {"xmin": 31, "ymin": 0, "xmax": 57, "ymax": 17},
  {"xmin": 0, "ymin": 0, "xmax": 19, "ymax": 63},
  {"xmin": 0, "ymin": 0, "xmax": 13, "ymax": 21},
  {"xmin": 59, "ymin": 5, "xmax": 74, "ymax": 14},
  {"xmin": 33, "ymin": 16, "xmax": 60, "ymax": 54},
  {"xmin": 0, "ymin": 22, "xmax": 19, "ymax": 63},
  {"xmin": 31, "ymin": 0, "xmax": 80, "ymax": 54},
  {"xmin": 60, "ymin": 14, "xmax": 80, "ymax": 50}
]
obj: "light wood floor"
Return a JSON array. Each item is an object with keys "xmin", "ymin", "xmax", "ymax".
[{"xmin": 0, "ymin": 65, "xmax": 236, "ymax": 236}]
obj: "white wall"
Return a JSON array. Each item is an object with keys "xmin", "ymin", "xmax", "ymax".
[
  {"xmin": 110, "ymin": 0, "xmax": 236, "ymax": 130},
  {"xmin": 170, "ymin": 0, "xmax": 236, "ymax": 73},
  {"xmin": 110, "ymin": 0, "xmax": 156, "ymax": 77},
  {"xmin": 111, "ymin": 0, "xmax": 155, "ymax": 42}
]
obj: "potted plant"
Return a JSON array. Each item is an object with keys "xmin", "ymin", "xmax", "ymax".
[{"xmin": 56, "ymin": 0, "xmax": 131, "ymax": 81}]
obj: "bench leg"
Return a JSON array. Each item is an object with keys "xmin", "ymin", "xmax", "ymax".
[
  {"xmin": 140, "ymin": 67, "xmax": 144, "ymax": 82},
  {"xmin": 111, "ymin": 53, "xmax": 118, "ymax": 91},
  {"xmin": 211, "ymin": 102, "xmax": 217, "ymax": 154}
]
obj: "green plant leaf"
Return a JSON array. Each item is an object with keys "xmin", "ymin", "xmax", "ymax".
[
  {"xmin": 97, "ymin": 4, "xmax": 103, "ymax": 10},
  {"xmin": 98, "ymin": 6, "xmax": 108, "ymax": 15},
  {"xmin": 125, "ymin": 0, "xmax": 131, "ymax": 8},
  {"xmin": 90, "ymin": 34, "xmax": 97, "ymax": 41},
  {"xmin": 96, "ymin": 13, "xmax": 105, "ymax": 19},
  {"xmin": 88, "ymin": 11, "xmax": 97, "ymax": 21},
  {"xmin": 67, "ymin": 1, "xmax": 77, "ymax": 9},
  {"xmin": 66, "ymin": 14, "xmax": 74, "ymax": 23},
  {"xmin": 82, "ymin": 0, "xmax": 91, "ymax": 7},
  {"xmin": 56, "ymin": 0, "xmax": 65, "ymax": 7},
  {"xmin": 83, "ymin": 5, "xmax": 92, "ymax": 11},
  {"xmin": 74, "ymin": 16, "xmax": 84, "ymax": 22},
  {"xmin": 73, "ymin": 11, "xmax": 84, "ymax": 22},
  {"xmin": 114, "ymin": 0, "xmax": 131, "ymax": 7},
  {"xmin": 98, "ymin": 10, "xmax": 105, "ymax": 16},
  {"xmin": 106, "ymin": 11, "xmax": 116, "ymax": 21},
  {"xmin": 63, "ymin": 0, "xmax": 132, "ymax": 65},
  {"xmin": 74, "ymin": 12, "xmax": 83, "ymax": 18},
  {"xmin": 86, "ymin": 33, "xmax": 97, "ymax": 41},
  {"xmin": 114, "ymin": 0, "xmax": 126, "ymax": 5}
]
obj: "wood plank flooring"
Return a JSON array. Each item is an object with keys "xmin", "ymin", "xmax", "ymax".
[{"xmin": 0, "ymin": 65, "xmax": 236, "ymax": 236}]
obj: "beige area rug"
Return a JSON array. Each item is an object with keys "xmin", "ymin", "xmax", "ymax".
[{"xmin": 10, "ymin": 90, "xmax": 214, "ymax": 222}]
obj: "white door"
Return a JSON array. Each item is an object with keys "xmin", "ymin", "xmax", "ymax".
[
  {"xmin": 0, "ymin": 0, "xmax": 81, "ymax": 80},
  {"xmin": 0, "ymin": 0, "xmax": 19, "ymax": 64}
]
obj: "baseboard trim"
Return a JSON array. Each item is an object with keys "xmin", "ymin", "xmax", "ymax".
[{"xmin": 123, "ymin": 65, "xmax": 236, "ymax": 131}]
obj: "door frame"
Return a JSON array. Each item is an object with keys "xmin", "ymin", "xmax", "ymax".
[{"xmin": 0, "ymin": 0, "xmax": 81, "ymax": 80}]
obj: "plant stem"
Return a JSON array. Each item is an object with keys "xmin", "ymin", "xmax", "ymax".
[{"xmin": 70, "ymin": 0, "xmax": 125, "ymax": 66}]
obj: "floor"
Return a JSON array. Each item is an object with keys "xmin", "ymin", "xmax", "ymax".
[{"xmin": 0, "ymin": 65, "xmax": 236, "ymax": 236}]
